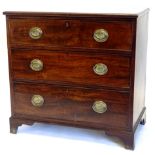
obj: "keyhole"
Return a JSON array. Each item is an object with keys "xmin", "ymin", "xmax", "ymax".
[{"xmin": 65, "ymin": 21, "xmax": 70, "ymax": 28}]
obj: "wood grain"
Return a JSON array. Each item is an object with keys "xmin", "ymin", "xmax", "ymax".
[
  {"xmin": 13, "ymin": 83, "xmax": 129, "ymax": 128},
  {"xmin": 11, "ymin": 49, "xmax": 130, "ymax": 89},
  {"xmin": 8, "ymin": 18, "xmax": 134, "ymax": 51},
  {"xmin": 4, "ymin": 10, "xmax": 149, "ymax": 149}
]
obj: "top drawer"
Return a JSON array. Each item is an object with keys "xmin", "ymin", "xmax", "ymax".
[{"xmin": 8, "ymin": 18, "xmax": 134, "ymax": 51}]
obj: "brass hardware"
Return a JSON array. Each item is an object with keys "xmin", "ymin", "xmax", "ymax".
[
  {"xmin": 93, "ymin": 29, "xmax": 109, "ymax": 42},
  {"xmin": 93, "ymin": 63, "xmax": 108, "ymax": 75},
  {"xmin": 31, "ymin": 95, "xmax": 44, "ymax": 107},
  {"xmin": 92, "ymin": 101, "xmax": 107, "ymax": 114},
  {"xmin": 30, "ymin": 59, "xmax": 43, "ymax": 71},
  {"xmin": 29, "ymin": 27, "xmax": 43, "ymax": 39}
]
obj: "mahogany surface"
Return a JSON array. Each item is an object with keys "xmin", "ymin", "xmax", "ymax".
[
  {"xmin": 4, "ymin": 9, "xmax": 149, "ymax": 149},
  {"xmin": 11, "ymin": 49, "xmax": 130, "ymax": 89},
  {"xmin": 8, "ymin": 18, "xmax": 133, "ymax": 51}
]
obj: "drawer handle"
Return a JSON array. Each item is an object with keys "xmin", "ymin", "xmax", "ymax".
[
  {"xmin": 29, "ymin": 27, "xmax": 43, "ymax": 39},
  {"xmin": 30, "ymin": 59, "xmax": 43, "ymax": 71},
  {"xmin": 93, "ymin": 63, "xmax": 108, "ymax": 75},
  {"xmin": 31, "ymin": 95, "xmax": 44, "ymax": 107},
  {"xmin": 93, "ymin": 29, "xmax": 109, "ymax": 42},
  {"xmin": 92, "ymin": 101, "xmax": 107, "ymax": 114}
]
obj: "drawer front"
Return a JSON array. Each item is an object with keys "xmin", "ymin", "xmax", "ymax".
[
  {"xmin": 8, "ymin": 18, "xmax": 133, "ymax": 51},
  {"xmin": 13, "ymin": 83, "xmax": 129, "ymax": 128},
  {"xmin": 11, "ymin": 49, "xmax": 130, "ymax": 89}
]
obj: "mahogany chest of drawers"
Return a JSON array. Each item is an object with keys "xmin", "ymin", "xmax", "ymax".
[{"xmin": 4, "ymin": 9, "xmax": 149, "ymax": 149}]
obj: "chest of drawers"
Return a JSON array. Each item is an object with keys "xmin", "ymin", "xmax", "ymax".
[{"xmin": 4, "ymin": 9, "xmax": 149, "ymax": 149}]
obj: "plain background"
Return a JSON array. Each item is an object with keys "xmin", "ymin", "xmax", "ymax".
[{"xmin": 0, "ymin": 0, "xmax": 154, "ymax": 154}]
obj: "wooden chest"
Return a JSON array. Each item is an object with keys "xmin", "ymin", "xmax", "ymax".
[{"xmin": 4, "ymin": 9, "xmax": 149, "ymax": 149}]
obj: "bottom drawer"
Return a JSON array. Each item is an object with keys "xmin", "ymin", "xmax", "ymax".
[{"xmin": 13, "ymin": 83, "xmax": 129, "ymax": 129}]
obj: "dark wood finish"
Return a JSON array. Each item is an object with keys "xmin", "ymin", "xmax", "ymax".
[
  {"xmin": 105, "ymin": 130, "xmax": 135, "ymax": 149},
  {"xmin": 3, "ymin": 11, "xmax": 138, "ymax": 18},
  {"xmin": 7, "ymin": 18, "xmax": 134, "ymax": 51},
  {"xmin": 11, "ymin": 49, "xmax": 130, "ymax": 89},
  {"xmin": 10, "ymin": 117, "xmax": 34, "ymax": 134},
  {"xmin": 4, "ymin": 9, "xmax": 149, "ymax": 149},
  {"xmin": 13, "ymin": 83, "xmax": 129, "ymax": 128},
  {"xmin": 140, "ymin": 111, "xmax": 146, "ymax": 125}
]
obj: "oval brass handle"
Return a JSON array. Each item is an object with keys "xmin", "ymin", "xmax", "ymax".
[
  {"xmin": 93, "ymin": 29, "xmax": 109, "ymax": 42},
  {"xmin": 29, "ymin": 27, "xmax": 43, "ymax": 39},
  {"xmin": 93, "ymin": 63, "xmax": 108, "ymax": 75},
  {"xmin": 31, "ymin": 95, "xmax": 44, "ymax": 107},
  {"xmin": 30, "ymin": 59, "xmax": 43, "ymax": 71},
  {"xmin": 92, "ymin": 101, "xmax": 107, "ymax": 114}
]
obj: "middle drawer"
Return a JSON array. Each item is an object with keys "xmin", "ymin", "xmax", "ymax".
[{"xmin": 11, "ymin": 49, "xmax": 130, "ymax": 89}]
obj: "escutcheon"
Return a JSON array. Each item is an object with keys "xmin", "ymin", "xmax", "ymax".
[
  {"xmin": 93, "ymin": 63, "xmax": 108, "ymax": 75},
  {"xmin": 30, "ymin": 59, "xmax": 43, "ymax": 71},
  {"xmin": 92, "ymin": 100, "xmax": 107, "ymax": 114},
  {"xmin": 29, "ymin": 27, "xmax": 43, "ymax": 39},
  {"xmin": 31, "ymin": 95, "xmax": 44, "ymax": 107},
  {"xmin": 93, "ymin": 29, "xmax": 109, "ymax": 42}
]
